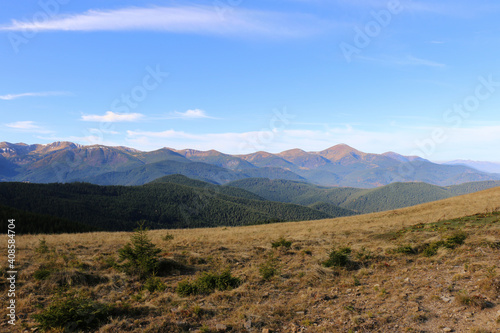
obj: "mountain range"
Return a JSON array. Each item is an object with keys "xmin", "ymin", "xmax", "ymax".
[
  {"xmin": 443, "ymin": 160, "xmax": 500, "ymax": 174},
  {"xmin": 1, "ymin": 141, "xmax": 499, "ymax": 188}
]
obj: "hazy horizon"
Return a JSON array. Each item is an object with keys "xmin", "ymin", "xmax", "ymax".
[{"xmin": 2, "ymin": 1, "xmax": 500, "ymax": 161}]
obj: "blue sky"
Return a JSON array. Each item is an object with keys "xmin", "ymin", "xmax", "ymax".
[{"xmin": 1, "ymin": 0, "xmax": 500, "ymax": 161}]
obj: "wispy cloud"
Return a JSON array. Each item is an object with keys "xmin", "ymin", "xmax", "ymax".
[
  {"xmin": 0, "ymin": 91, "xmax": 70, "ymax": 100},
  {"xmin": 81, "ymin": 111, "xmax": 144, "ymax": 122},
  {"xmin": 401, "ymin": 56, "xmax": 445, "ymax": 68},
  {"xmin": 125, "ymin": 124, "xmax": 500, "ymax": 161},
  {"xmin": 0, "ymin": 6, "xmax": 328, "ymax": 38},
  {"xmin": 357, "ymin": 55, "xmax": 445, "ymax": 68},
  {"xmin": 4, "ymin": 121, "xmax": 53, "ymax": 134},
  {"xmin": 172, "ymin": 109, "xmax": 215, "ymax": 119}
]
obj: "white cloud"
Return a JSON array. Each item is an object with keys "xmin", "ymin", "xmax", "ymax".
[
  {"xmin": 125, "ymin": 126, "xmax": 413, "ymax": 155},
  {"xmin": 0, "ymin": 91, "xmax": 70, "ymax": 100},
  {"xmin": 172, "ymin": 109, "xmax": 214, "ymax": 119},
  {"xmin": 5, "ymin": 121, "xmax": 40, "ymax": 130},
  {"xmin": 4, "ymin": 121, "xmax": 52, "ymax": 134},
  {"xmin": 0, "ymin": 6, "xmax": 329, "ymax": 38},
  {"xmin": 125, "ymin": 124, "xmax": 500, "ymax": 161},
  {"xmin": 81, "ymin": 111, "xmax": 144, "ymax": 122}
]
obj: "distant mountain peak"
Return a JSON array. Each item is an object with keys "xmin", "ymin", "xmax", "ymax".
[
  {"xmin": 321, "ymin": 143, "xmax": 361, "ymax": 153},
  {"xmin": 279, "ymin": 148, "xmax": 307, "ymax": 155},
  {"xmin": 174, "ymin": 148, "xmax": 225, "ymax": 158},
  {"xmin": 315, "ymin": 143, "xmax": 365, "ymax": 161},
  {"xmin": 382, "ymin": 151, "xmax": 409, "ymax": 162},
  {"xmin": 241, "ymin": 151, "xmax": 276, "ymax": 158}
]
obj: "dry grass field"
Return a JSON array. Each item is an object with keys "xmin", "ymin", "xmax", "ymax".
[{"xmin": 2, "ymin": 186, "xmax": 500, "ymax": 332}]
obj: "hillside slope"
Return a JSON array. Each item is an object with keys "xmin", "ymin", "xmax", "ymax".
[
  {"xmin": 9, "ymin": 187, "xmax": 500, "ymax": 332},
  {"xmin": 227, "ymin": 178, "xmax": 500, "ymax": 213},
  {"xmin": 0, "ymin": 180, "xmax": 344, "ymax": 232}
]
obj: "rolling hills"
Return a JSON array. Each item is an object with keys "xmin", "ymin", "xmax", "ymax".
[
  {"xmin": 1, "ymin": 141, "xmax": 499, "ymax": 187},
  {"xmin": 0, "ymin": 177, "xmax": 354, "ymax": 232},
  {"xmin": 227, "ymin": 178, "xmax": 500, "ymax": 213},
  {"xmin": 1, "ymin": 172, "xmax": 499, "ymax": 234}
]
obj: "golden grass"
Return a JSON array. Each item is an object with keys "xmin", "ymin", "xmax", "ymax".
[{"xmin": 2, "ymin": 186, "xmax": 500, "ymax": 332}]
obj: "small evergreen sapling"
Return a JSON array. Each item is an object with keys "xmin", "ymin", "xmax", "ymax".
[{"xmin": 118, "ymin": 222, "xmax": 161, "ymax": 279}]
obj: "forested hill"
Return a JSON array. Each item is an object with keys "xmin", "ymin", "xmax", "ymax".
[
  {"xmin": 226, "ymin": 178, "xmax": 500, "ymax": 214},
  {"xmin": 0, "ymin": 178, "xmax": 355, "ymax": 233}
]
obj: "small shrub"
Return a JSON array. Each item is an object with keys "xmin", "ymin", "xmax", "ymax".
[
  {"xmin": 394, "ymin": 245, "xmax": 417, "ymax": 255},
  {"xmin": 162, "ymin": 233, "xmax": 174, "ymax": 241},
  {"xmin": 118, "ymin": 222, "xmax": 161, "ymax": 279},
  {"xmin": 192, "ymin": 305, "xmax": 203, "ymax": 317},
  {"xmin": 353, "ymin": 276, "xmax": 361, "ymax": 286},
  {"xmin": 421, "ymin": 242, "xmax": 442, "ymax": 257},
  {"xmin": 271, "ymin": 237, "xmax": 292, "ymax": 249},
  {"xmin": 322, "ymin": 246, "xmax": 351, "ymax": 268},
  {"xmin": 486, "ymin": 241, "xmax": 500, "ymax": 249},
  {"xmin": 34, "ymin": 268, "xmax": 52, "ymax": 281},
  {"xmin": 355, "ymin": 246, "xmax": 374, "ymax": 261},
  {"xmin": 176, "ymin": 269, "xmax": 241, "ymax": 296},
  {"xmin": 456, "ymin": 291, "xmax": 489, "ymax": 309},
  {"xmin": 302, "ymin": 249, "xmax": 313, "ymax": 256},
  {"xmin": 33, "ymin": 293, "xmax": 113, "ymax": 332},
  {"xmin": 35, "ymin": 239, "xmax": 49, "ymax": 254},
  {"xmin": 100, "ymin": 256, "xmax": 119, "ymax": 269},
  {"xmin": 419, "ymin": 233, "xmax": 466, "ymax": 257},
  {"xmin": 199, "ymin": 325, "xmax": 212, "ymax": 333},
  {"xmin": 33, "ymin": 262, "xmax": 58, "ymax": 281},
  {"xmin": 177, "ymin": 280, "xmax": 198, "ymax": 297},
  {"xmin": 259, "ymin": 255, "xmax": 280, "ymax": 281},
  {"xmin": 444, "ymin": 231, "xmax": 467, "ymax": 249},
  {"xmin": 144, "ymin": 275, "xmax": 166, "ymax": 293}
]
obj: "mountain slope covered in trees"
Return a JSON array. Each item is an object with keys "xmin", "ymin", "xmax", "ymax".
[
  {"xmin": 0, "ymin": 178, "xmax": 352, "ymax": 232},
  {"xmin": 227, "ymin": 178, "xmax": 500, "ymax": 213}
]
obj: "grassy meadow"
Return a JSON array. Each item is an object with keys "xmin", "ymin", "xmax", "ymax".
[{"xmin": 2, "ymin": 187, "xmax": 500, "ymax": 332}]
